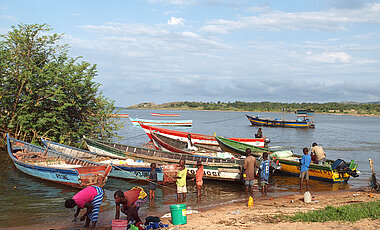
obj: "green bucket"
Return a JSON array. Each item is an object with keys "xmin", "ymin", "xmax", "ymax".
[{"xmin": 170, "ymin": 204, "xmax": 187, "ymax": 225}]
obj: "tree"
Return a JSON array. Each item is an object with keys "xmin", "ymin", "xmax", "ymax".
[{"xmin": 0, "ymin": 24, "xmax": 122, "ymax": 147}]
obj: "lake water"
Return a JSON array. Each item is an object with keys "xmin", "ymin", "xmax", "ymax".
[{"xmin": 1, "ymin": 109, "xmax": 379, "ymax": 228}]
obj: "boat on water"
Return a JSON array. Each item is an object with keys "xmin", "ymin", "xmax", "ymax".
[
  {"xmin": 139, "ymin": 122, "xmax": 268, "ymax": 148},
  {"xmin": 109, "ymin": 114, "xmax": 129, "ymax": 118},
  {"xmin": 150, "ymin": 130, "xmax": 231, "ymax": 156},
  {"xmin": 151, "ymin": 113, "xmax": 180, "ymax": 117},
  {"xmin": 246, "ymin": 109, "xmax": 316, "ymax": 128},
  {"xmin": 41, "ymin": 137, "xmax": 164, "ymax": 182},
  {"xmin": 6, "ymin": 134, "xmax": 112, "ymax": 188},
  {"xmin": 129, "ymin": 117, "xmax": 192, "ymax": 127},
  {"xmin": 83, "ymin": 136, "xmax": 243, "ymax": 182},
  {"xmin": 215, "ymin": 136, "xmax": 359, "ymax": 183}
]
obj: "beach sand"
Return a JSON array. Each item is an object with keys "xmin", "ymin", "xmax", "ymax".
[{"xmin": 14, "ymin": 188, "xmax": 376, "ymax": 230}]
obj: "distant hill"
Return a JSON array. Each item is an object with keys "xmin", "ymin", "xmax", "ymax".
[{"xmin": 125, "ymin": 101, "xmax": 380, "ymax": 116}]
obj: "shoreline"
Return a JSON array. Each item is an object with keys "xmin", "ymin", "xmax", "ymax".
[
  {"xmin": 124, "ymin": 107, "xmax": 380, "ymax": 118},
  {"xmin": 6, "ymin": 188, "xmax": 378, "ymax": 230}
]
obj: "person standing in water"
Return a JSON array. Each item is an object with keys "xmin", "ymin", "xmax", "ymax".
[
  {"xmin": 244, "ymin": 148, "xmax": 257, "ymax": 197},
  {"xmin": 299, "ymin": 147, "xmax": 311, "ymax": 191},
  {"xmin": 191, "ymin": 161, "xmax": 204, "ymax": 200},
  {"xmin": 148, "ymin": 163, "xmax": 157, "ymax": 200},
  {"xmin": 259, "ymin": 152, "xmax": 270, "ymax": 196},
  {"xmin": 176, "ymin": 159, "xmax": 188, "ymax": 201}
]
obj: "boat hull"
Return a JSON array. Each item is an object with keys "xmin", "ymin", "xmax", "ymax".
[
  {"xmin": 130, "ymin": 118, "xmax": 192, "ymax": 127},
  {"xmin": 84, "ymin": 137, "xmax": 243, "ymax": 182},
  {"xmin": 215, "ymin": 136, "xmax": 356, "ymax": 183},
  {"xmin": 246, "ymin": 114, "xmax": 314, "ymax": 128},
  {"xmin": 42, "ymin": 138, "xmax": 164, "ymax": 182},
  {"xmin": 151, "ymin": 113, "xmax": 180, "ymax": 117},
  {"xmin": 140, "ymin": 123, "xmax": 266, "ymax": 147},
  {"xmin": 7, "ymin": 135, "xmax": 111, "ymax": 188}
]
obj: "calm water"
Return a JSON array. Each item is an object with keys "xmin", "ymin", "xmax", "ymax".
[{"xmin": 1, "ymin": 109, "xmax": 379, "ymax": 228}]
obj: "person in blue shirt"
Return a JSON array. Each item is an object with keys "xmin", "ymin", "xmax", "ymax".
[
  {"xmin": 299, "ymin": 147, "xmax": 311, "ymax": 191},
  {"xmin": 259, "ymin": 152, "xmax": 270, "ymax": 196}
]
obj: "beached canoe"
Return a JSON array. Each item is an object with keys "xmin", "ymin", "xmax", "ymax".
[
  {"xmin": 139, "ymin": 122, "xmax": 267, "ymax": 147},
  {"xmin": 150, "ymin": 130, "xmax": 224, "ymax": 154},
  {"xmin": 7, "ymin": 134, "xmax": 112, "ymax": 188},
  {"xmin": 130, "ymin": 118, "xmax": 192, "ymax": 127},
  {"xmin": 151, "ymin": 113, "xmax": 180, "ymax": 117},
  {"xmin": 41, "ymin": 138, "xmax": 164, "ymax": 182},
  {"xmin": 83, "ymin": 137, "xmax": 243, "ymax": 182},
  {"xmin": 246, "ymin": 110, "xmax": 316, "ymax": 128},
  {"xmin": 215, "ymin": 136, "xmax": 359, "ymax": 183}
]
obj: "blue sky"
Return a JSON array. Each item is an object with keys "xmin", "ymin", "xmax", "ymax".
[{"xmin": 1, "ymin": 0, "xmax": 380, "ymax": 106}]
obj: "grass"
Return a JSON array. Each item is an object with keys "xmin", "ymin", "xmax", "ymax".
[{"xmin": 286, "ymin": 201, "xmax": 380, "ymax": 222}]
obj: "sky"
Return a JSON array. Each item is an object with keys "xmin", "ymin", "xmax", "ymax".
[{"xmin": 1, "ymin": 0, "xmax": 380, "ymax": 106}]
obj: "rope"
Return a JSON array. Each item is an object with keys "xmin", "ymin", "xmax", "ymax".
[{"xmin": 203, "ymin": 115, "xmax": 243, "ymax": 124}]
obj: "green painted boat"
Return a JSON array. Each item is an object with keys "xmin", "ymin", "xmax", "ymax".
[
  {"xmin": 215, "ymin": 136, "xmax": 359, "ymax": 183},
  {"xmin": 83, "ymin": 137, "xmax": 243, "ymax": 182}
]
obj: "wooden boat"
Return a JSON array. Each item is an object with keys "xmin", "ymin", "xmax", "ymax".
[
  {"xmin": 215, "ymin": 136, "xmax": 359, "ymax": 183},
  {"xmin": 6, "ymin": 134, "xmax": 112, "ymax": 188},
  {"xmin": 139, "ymin": 122, "xmax": 267, "ymax": 147},
  {"xmin": 41, "ymin": 138, "xmax": 164, "ymax": 182},
  {"xmin": 83, "ymin": 136, "xmax": 243, "ymax": 182},
  {"xmin": 109, "ymin": 114, "xmax": 129, "ymax": 118},
  {"xmin": 151, "ymin": 113, "xmax": 180, "ymax": 117},
  {"xmin": 130, "ymin": 117, "xmax": 192, "ymax": 127},
  {"xmin": 150, "ymin": 130, "xmax": 225, "ymax": 155},
  {"xmin": 246, "ymin": 110, "xmax": 316, "ymax": 128}
]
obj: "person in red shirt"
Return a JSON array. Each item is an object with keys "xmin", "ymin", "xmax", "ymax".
[{"xmin": 114, "ymin": 188, "xmax": 146, "ymax": 226}]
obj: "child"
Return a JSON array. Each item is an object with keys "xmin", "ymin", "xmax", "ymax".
[
  {"xmin": 148, "ymin": 163, "xmax": 157, "ymax": 200},
  {"xmin": 299, "ymin": 147, "xmax": 311, "ymax": 191},
  {"xmin": 191, "ymin": 161, "xmax": 204, "ymax": 198},
  {"xmin": 176, "ymin": 159, "xmax": 187, "ymax": 201},
  {"xmin": 259, "ymin": 152, "xmax": 270, "ymax": 196}
]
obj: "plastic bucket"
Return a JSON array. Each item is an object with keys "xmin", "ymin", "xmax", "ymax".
[
  {"xmin": 170, "ymin": 204, "xmax": 187, "ymax": 225},
  {"xmin": 111, "ymin": 219, "xmax": 129, "ymax": 230}
]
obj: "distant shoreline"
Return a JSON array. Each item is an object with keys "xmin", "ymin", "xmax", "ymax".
[{"xmin": 124, "ymin": 107, "xmax": 380, "ymax": 118}]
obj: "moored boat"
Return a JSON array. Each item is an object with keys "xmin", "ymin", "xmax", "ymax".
[
  {"xmin": 130, "ymin": 117, "xmax": 192, "ymax": 127},
  {"xmin": 246, "ymin": 110, "xmax": 316, "ymax": 128},
  {"xmin": 83, "ymin": 136, "xmax": 243, "ymax": 182},
  {"xmin": 151, "ymin": 113, "xmax": 180, "ymax": 117},
  {"xmin": 109, "ymin": 114, "xmax": 129, "ymax": 118},
  {"xmin": 7, "ymin": 134, "xmax": 112, "ymax": 188},
  {"xmin": 215, "ymin": 136, "xmax": 359, "ymax": 183},
  {"xmin": 41, "ymin": 137, "xmax": 164, "ymax": 182},
  {"xmin": 139, "ymin": 122, "xmax": 267, "ymax": 147},
  {"xmin": 150, "ymin": 130, "xmax": 224, "ymax": 154}
]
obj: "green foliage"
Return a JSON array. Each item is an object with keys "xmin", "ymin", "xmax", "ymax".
[
  {"xmin": 0, "ymin": 24, "xmax": 122, "ymax": 146},
  {"xmin": 288, "ymin": 201, "xmax": 380, "ymax": 222}
]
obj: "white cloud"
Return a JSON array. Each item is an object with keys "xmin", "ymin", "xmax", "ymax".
[
  {"xmin": 308, "ymin": 52, "xmax": 351, "ymax": 63},
  {"xmin": 200, "ymin": 3, "xmax": 380, "ymax": 33},
  {"xmin": 167, "ymin": 17, "xmax": 185, "ymax": 26}
]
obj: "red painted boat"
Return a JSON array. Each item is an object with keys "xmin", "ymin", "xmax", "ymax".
[
  {"xmin": 151, "ymin": 113, "xmax": 180, "ymax": 117},
  {"xmin": 139, "ymin": 122, "xmax": 267, "ymax": 147}
]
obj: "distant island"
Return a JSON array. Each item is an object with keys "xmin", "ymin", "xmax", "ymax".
[{"xmin": 126, "ymin": 101, "xmax": 380, "ymax": 116}]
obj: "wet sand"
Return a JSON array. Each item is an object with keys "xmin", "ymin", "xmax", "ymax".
[{"xmin": 7, "ymin": 188, "xmax": 378, "ymax": 230}]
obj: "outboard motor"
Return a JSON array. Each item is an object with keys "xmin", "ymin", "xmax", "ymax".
[{"xmin": 332, "ymin": 159, "xmax": 359, "ymax": 178}]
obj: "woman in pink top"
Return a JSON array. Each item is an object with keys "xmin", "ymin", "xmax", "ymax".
[{"xmin": 65, "ymin": 186, "xmax": 104, "ymax": 229}]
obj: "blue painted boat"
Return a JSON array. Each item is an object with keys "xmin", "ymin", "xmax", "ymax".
[
  {"xmin": 246, "ymin": 110, "xmax": 316, "ymax": 128},
  {"xmin": 7, "ymin": 134, "xmax": 112, "ymax": 188},
  {"xmin": 129, "ymin": 117, "xmax": 192, "ymax": 127},
  {"xmin": 41, "ymin": 137, "xmax": 164, "ymax": 182}
]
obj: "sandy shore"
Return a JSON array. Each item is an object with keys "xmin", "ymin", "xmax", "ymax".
[{"xmin": 8, "ymin": 189, "xmax": 378, "ymax": 230}]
